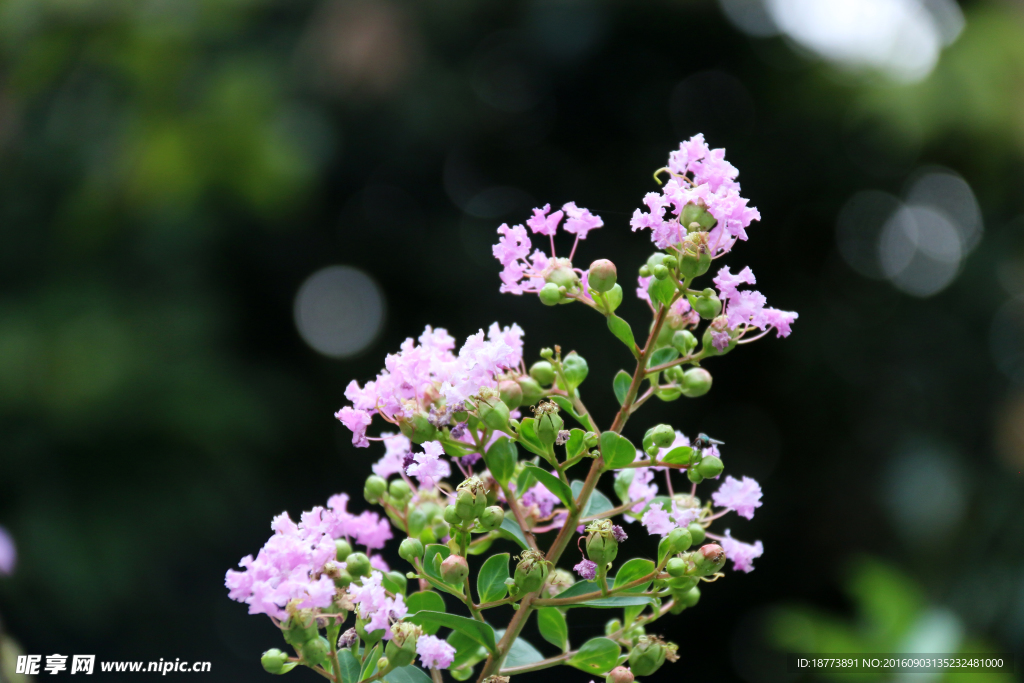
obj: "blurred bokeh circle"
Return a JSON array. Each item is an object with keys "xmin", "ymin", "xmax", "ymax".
[{"xmin": 293, "ymin": 265, "xmax": 386, "ymax": 358}]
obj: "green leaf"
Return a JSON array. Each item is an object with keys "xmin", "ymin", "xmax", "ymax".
[
  {"xmin": 613, "ymin": 558, "xmax": 655, "ymax": 593},
  {"xmin": 565, "ymin": 428, "xmax": 586, "ymax": 459},
  {"xmin": 495, "ymin": 629, "xmax": 545, "ymax": 668},
  {"xmin": 449, "ymin": 629, "xmax": 488, "ymax": 669},
  {"xmin": 549, "ymin": 395, "xmax": 594, "ymax": 431},
  {"xmin": 477, "ymin": 553, "xmax": 510, "ymax": 604},
  {"xmin": 554, "ymin": 578, "xmax": 610, "ymax": 600},
  {"xmin": 360, "ymin": 644, "xmax": 381, "ymax": 681},
  {"xmin": 406, "ymin": 611, "xmax": 497, "ymax": 654},
  {"xmin": 338, "ymin": 649, "xmax": 361, "ymax": 683},
  {"xmin": 606, "ymin": 315, "xmax": 637, "ymax": 356},
  {"xmin": 612, "ymin": 370, "xmax": 631, "ymax": 406},
  {"xmin": 648, "ymin": 347, "xmax": 679, "ymax": 368},
  {"xmin": 385, "ymin": 665, "xmax": 434, "ymax": 683},
  {"xmin": 568, "ymin": 637, "xmax": 621, "ymax": 674},
  {"xmin": 571, "ymin": 480, "xmax": 614, "ymax": 518},
  {"xmin": 647, "ymin": 278, "xmax": 676, "ymax": 308},
  {"xmin": 613, "ymin": 470, "xmax": 634, "ymax": 503},
  {"xmin": 498, "ymin": 516, "xmax": 529, "ymax": 550},
  {"xmin": 406, "ymin": 591, "xmax": 446, "ymax": 634},
  {"xmin": 537, "ymin": 607, "xmax": 568, "ymax": 651},
  {"xmin": 661, "ymin": 446, "xmax": 693, "ymax": 465},
  {"xmin": 599, "ymin": 431, "xmax": 636, "ymax": 469},
  {"xmin": 484, "ymin": 437, "xmax": 517, "ymax": 486},
  {"xmin": 624, "ymin": 602, "xmax": 647, "ymax": 625},
  {"xmin": 524, "ymin": 465, "xmax": 574, "ymax": 510},
  {"xmin": 516, "ymin": 418, "xmax": 547, "ymax": 456},
  {"xmin": 422, "ymin": 544, "xmax": 450, "ymax": 581},
  {"xmin": 580, "ymin": 595, "xmax": 657, "ymax": 608},
  {"xmin": 382, "ymin": 572, "xmax": 407, "ymax": 596}
]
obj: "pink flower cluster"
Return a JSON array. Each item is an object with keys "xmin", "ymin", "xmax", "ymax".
[
  {"xmin": 640, "ymin": 502, "xmax": 701, "ymax": 536},
  {"xmin": 406, "ymin": 441, "xmax": 452, "ymax": 488},
  {"xmin": 350, "ymin": 571, "xmax": 408, "ymax": 636},
  {"xmin": 713, "ymin": 267, "xmax": 798, "ymax": 338},
  {"xmin": 416, "ymin": 635, "xmax": 456, "ymax": 669},
  {"xmin": 224, "ymin": 495, "xmax": 392, "ymax": 619},
  {"xmin": 336, "ymin": 324, "xmax": 524, "ymax": 447},
  {"xmin": 630, "ymin": 134, "xmax": 760, "ymax": 254},
  {"xmin": 492, "ymin": 203, "xmax": 603, "ymax": 294},
  {"xmin": 711, "ymin": 475, "xmax": 763, "ymax": 520},
  {"xmin": 521, "ymin": 482, "xmax": 561, "ymax": 518}
]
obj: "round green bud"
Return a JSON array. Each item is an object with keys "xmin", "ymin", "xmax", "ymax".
[
  {"xmin": 261, "ymin": 648, "xmax": 289, "ymax": 674},
  {"xmin": 671, "ymin": 330, "xmax": 697, "ymax": 354},
  {"xmin": 645, "ymin": 442, "xmax": 660, "ymax": 457},
  {"xmin": 302, "ymin": 636, "xmax": 330, "ymax": 668},
  {"xmin": 455, "ymin": 490, "xmax": 478, "ymax": 522},
  {"xmin": 666, "ymin": 557, "xmax": 687, "ymax": 577},
  {"xmin": 386, "ymin": 571, "xmax": 408, "ymax": 594},
  {"xmin": 681, "ymin": 367, "xmax": 712, "ymax": 397},
  {"xmin": 517, "ymin": 376, "xmax": 544, "ymax": 405},
  {"xmin": 668, "ymin": 575, "xmax": 698, "ymax": 591},
  {"xmin": 691, "ymin": 292, "xmax": 722, "ymax": 319},
  {"xmin": 345, "ymin": 552, "xmax": 371, "ymax": 578},
  {"xmin": 537, "ymin": 411, "xmax": 564, "ymax": 448},
  {"xmin": 686, "ymin": 467, "xmax": 704, "ymax": 484},
  {"xmin": 691, "ymin": 543, "xmax": 726, "ymax": 576},
  {"xmin": 678, "ymin": 585, "xmax": 701, "ymax": 608},
  {"xmin": 588, "ymin": 259, "xmax": 618, "ymax": 293},
  {"xmin": 652, "ymin": 264, "xmax": 670, "ymax": 280},
  {"xmin": 539, "ymin": 282, "xmax": 564, "ymax": 306},
  {"xmin": 399, "ymin": 412, "xmax": 437, "ymax": 444},
  {"xmin": 377, "ymin": 657, "xmax": 390, "ymax": 672},
  {"xmin": 389, "ymin": 479, "xmax": 411, "ymax": 500},
  {"xmin": 646, "ymin": 252, "xmax": 667, "ymax": 270},
  {"xmin": 546, "ymin": 259, "xmax": 579, "ymax": 289},
  {"xmin": 540, "ymin": 347, "xmax": 554, "ymax": 359},
  {"xmin": 529, "ymin": 361, "xmax": 556, "ymax": 386},
  {"xmin": 662, "ymin": 255, "xmax": 677, "ymax": 269},
  {"xmin": 638, "ymin": 265, "xmax": 651, "ymax": 278},
  {"xmin": 513, "ymin": 551, "xmax": 550, "ymax": 594},
  {"xmin": 687, "ymin": 523, "xmax": 706, "ymax": 545},
  {"xmin": 604, "ymin": 619, "xmax": 623, "ymax": 636},
  {"xmin": 431, "ymin": 519, "xmax": 449, "ymax": 542},
  {"xmin": 562, "ymin": 353, "xmax": 589, "ymax": 387},
  {"xmin": 407, "ymin": 507, "xmax": 429, "ymax": 537},
  {"xmin": 667, "ymin": 526, "xmax": 693, "ymax": 554},
  {"xmin": 444, "ymin": 504, "xmax": 462, "ymax": 526},
  {"xmin": 335, "ymin": 539, "xmax": 353, "ymax": 562},
  {"xmin": 479, "ymin": 506, "xmax": 504, "ymax": 531},
  {"xmin": 440, "ymin": 555, "xmax": 469, "ymax": 584},
  {"xmin": 696, "ymin": 455, "xmax": 723, "ymax": 479},
  {"xmin": 665, "ymin": 365, "xmax": 685, "ymax": 384},
  {"xmin": 649, "ymin": 424, "xmax": 676, "ymax": 448},
  {"xmin": 365, "ymin": 475, "xmax": 388, "ymax": 501},
  {"xmin": 333, "ymin": 569, "xmax": 353, "ymax": 588},
  {"xmin": 498, "ymin": 379, "xmax": 523, "ymax": 410},
  {"xmin": 399, "ymin": 537, "xmax": 424, "ymax": 563},
  {"xmin": 605, "ymin": 665, "xmax": 635, "ymax": 683},
  {"xmin": 628, "ymin": 637, "xmax": 668, "ymax": 677}
]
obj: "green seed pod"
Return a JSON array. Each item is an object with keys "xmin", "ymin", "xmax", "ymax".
[
  {"xmin": 690, "ymin": 291, "xmax": 722, "ymax": 319},
  {"xmin": 261, "ymin": 648, "xmax": 290, "ymax": 675},
  {"xmin": 517, "ymin": 376, "xmax": 544, "ymax": 405},
  {"xmin": 476, "ymin": 394, "xmax": 511, "ymax": 432},
  {"xmin": 440, "ymin": 555, "xmax": 469, "ymax": 584},
  {"xmin": 648, "ymin": 424, "xmax": 676, "ymax": 448},
  {"xmin": 398, "ymin": 537, "xmax": 423, "ymax": 563},
  {"xmin": 668, "ymin": 575, "xmax": 698, "ymax": 592},
  {"xmin": 444, "ymin": 504, "xmax": 462, "ymax": 526},
  {"xmin": 364, "ymin": 475, "xmax": 388, "ymax": 503},
  {"xmin": 536, "ymin": 410, "xmax": 564, "ymax": 448},
  {"xmin": 639, "ymin": 264, "xmax": 651, "ymax": 278},
  {"xmin": 686, "ymin": 467, "xmax": 704, "ymax": 484},
  {"xmin": 628, "ymin": 636, "xmax": 668, "ymax": 677},
  {"xmin": 652, "ymin": 264, "xmax": 670, "ymax": 280},
  {"xmin": 671, "ymin": 330, "xmax": 697, "ymax": 355},
  {"xmin": 539, "ymin": 282, "xmax": 565, "ymax": 306},
  {"xmin": 302, "ymin": 636, "xmax": 330, "ymax": 668},
  {"xmin": 498, "ymin": 379, "xmax": 524, "ymax": 410},
  {"xmin": 687, "ymin": 523, "xmax": 706, "ymax": 545},
  {"xmin": 681, "ymin": 367, "xmax": 713, "ymax": 397},
  {"xmin": 562, "ymin": 352, "xmax": 589, "ymax": 388},
  {"xmin": 666, "ymin": 557, "xmax": 687, "ymax": 577},
  {"xmin": 399, "ymin": 412, "xmax": 437, "ymax": 444},
  {"xmin": 479, "ymin": 506, "xmax": 504, "ymax": 531},
  {"xmin": 389, "ymin": 479, "xmax": 411, "ymax": 501},
  {"xmin": 605, "ymin": 665, "xmax": 635, "ymax": 683},
  {"xmin": 696, "ymin": 455, "xmax": 723, "ymax": 479},
  {"xmin": 345, "ymin": 552, "xmax": 371, "ymax": 578},
  {"xmin": 529, "ymin": 361, "xmax": 556, "ymax": 386},
  {"xmin": 385, "ymin": 623, "xmax": 423, "ymax": 668},
  {"xmin": 283, "ymin": 618, "xmax": 318, "ymax": 646},
  {"xmin": 335, "ymin": 539, "xmax": 353, "ymax": 562},
  {"xmin": 667, "ymin": 526, "xmax": 693, "ymax": 554},
  {"xmin": 678, "ymin": 585, "xmax": 701, "ymax": 608},
  {"xmin": 588, "ymin": 259, "xmax": 618, "ymax": 293},
  {"xmin": 513, "ymin": 549, "xmax": 551, "ymax": 594},
  {"xmin": 585, "ymin": 519, "xmax": 620, "ymax": 566}
]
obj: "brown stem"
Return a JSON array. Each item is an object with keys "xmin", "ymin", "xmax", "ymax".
[
  {"xmin": 475, "ymin": 594, "xmax": 535, "ymax": 681},
  {"xmin": 501, "ymin": 483, "xmax": 540, "ymax": 552}
]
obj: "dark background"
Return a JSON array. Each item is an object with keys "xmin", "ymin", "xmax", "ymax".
[{"xmin": 1, "ymin": 0, "xmax": 1023, "ymax": 681}]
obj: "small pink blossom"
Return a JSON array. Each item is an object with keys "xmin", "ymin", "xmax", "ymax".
[
  {"xmin": 641, "ymin": 503, "xmax": 675, "ymax": 536},
  {"xmin": 521, "ymin": 483, "xmax": 560, "ymax": 518},
  {"xmin": 335, "ymin": 407, "xmax": 372, "ymax": 447},
  {"xmin": 720, "ymin": 529, "xmax": 763, "ymax": 573},
  {"xmin": 526, "ymin": 204, "xmax": 564, "ymax": 236},
  {"xmin": 561, "ymin": 202, "xmax": 603, "ymax": 239},
  {"xmin": 416, "ymin": 635, "xmax": 456, "ymax": 669},
  {"xmin": 711, "ymin": 475, "xmax": 763, "ymax": 520},
  {"xmin": 406, "ymin": 441, "xmax": 451, "ymax": 488},
  {"xmin": 574, "ymin": 559, "xmax": 598, "ymax": 580},
  {"xmin": 372, "ymin": 432, "xmax": 412, "ymax": 478}
]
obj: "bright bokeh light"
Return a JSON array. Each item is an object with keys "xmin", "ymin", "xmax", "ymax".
[
  {"xmin": 719, "ymin": 0, "xmax": 964, "ymax": 82},
  {"xmin": 294, "ymin": 265, "xmax": 386, "ymax": 358}
]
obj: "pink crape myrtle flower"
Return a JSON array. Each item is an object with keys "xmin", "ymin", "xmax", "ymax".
[
  {"xmin": 712, "ymin": 266, "xmax": 798, "ymax": 339},
  {"xmin": 521, "ymin": 482, "xmax": 560, "ymax": 518},
  {"xmin": 372, "ymin": 432, "xmax": 412, "ymax": 478},
  {"xmin": 0, "ymin": 526, "xmax": 16, "ymax": 576},
  {"xmin": 574, "ymin": 559, "xmax": 598, "ymax": 580},
  {"xmin": 406, "ymin": 441, "xmax": 451, "ymax": 488},
  {"xmin": 719, "ymin": 529, "xmax": 764, "ymax": 573},
  {"xmin": 350, "ymin": 571, "xmax": 408, "ymax": 636},
  {"xmin": 416, "ymin": 635, "xmax": 456, "ymax": 669},
  {"xmin": 641, "ymin": 503, "xmax": 675, "ymax": 536},
  {"xmin": 711, "ymin": 475, "xmax": 763, "ymax": 520}
]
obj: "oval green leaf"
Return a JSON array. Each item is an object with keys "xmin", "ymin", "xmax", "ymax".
[
  {"xmin": 599, "ymin": 432, "xmax": 636, "ymax": 469},
  {"xmin": 406, "ymin": 591, "xmax": 446, "ymax": 634},
  {"xmin": 537, "ymin": 607, "xmax": 568, "ymax": 651},
  {"xmin": 477, "ymin": 553, "xmax": 510, "ymax": 605},
  {"xmin": 523, "ymin": 465, "xmax": 574, "ymax": 510},
  {"xmin": 484, "ymin": 437, "xmax": 517, "ymax": 486},
  {"xmin": 612, "ymin": 370, "xmax": 631, "ymax": 406},
  {"xmin": 385, "ymin": 665, "xmax": 434, "ymax": 683},
  {"xmin": 498, "ymin": 516, "xmax": 529, "ymax": 550},
  {"xmin": 606, "ymin": 315, "xmax": 637, "ymax": 357},
  {"xmin": 568, "ymin": 637, "xmax": 621, "ymax": 674}
]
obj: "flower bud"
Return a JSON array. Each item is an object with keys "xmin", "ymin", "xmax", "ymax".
[
  {"xmin": 639, "ymin": 264, "xmax": 651, "ymax": 278},
  {"xmin": 476, "ymin": 391, "xmax": 511, "ymax": 432},
  {"xmin": 333, "ymin": 569, "xmax": 353, "ymax": 588},
  {"xmin": 302, "ymin": 636, "xmax": 330, "ymax": 667},
  {"xmin": 399, "ymin": 412, "xmax": 438, "ymax": 444},
  {"xmin": 696, "ymin": 455, "xmax": 723, "ymax": 479},
  {"xmin": 667, "ymin": 575, "xmax": 698, "ymax": 592},
  {"xmin": 562, "ymin": 352, "xmax": 588, "ymax": 388},
  {"xmin": 385, "ymin": 623, "xmax": 423, "ymax": 668},
  {"xmin": 689, "ymin": 290, "xmax": 722, "ymax": 319},
  {"xmin": 261, "ymin": 648, "xmax": 290, "ymax": 674},
  {"xmin": 681, "ymin": 368, "xmax": 712, "ymax": 397},
  {"xmin": 546, "ymin": 258, "xmax": 579, "ymax": 290},
  {"xmin": 529, "ymin": 361, "xmax": 556, "ymax": 386},
  {"xmin": 584, "ymin": 519, "xmax": 620, "ymax": 567},
  {"xmin": 517, "ymin": 376, "xmax": 544, "ymax": 405},
  {"xmin": 687, "ymin": 523, "xmax": 705, "ymax": 545},
  {"xmin": 605, "ymin": 666, "xmax": 634, "ymax": 683},
  {"xmin": 628, "ymin": 636, "xmax": 669, "ymax": 677},
  {"xmin": 536, "ymin": 409, "xmax": 564, "ymax": 448},
  {"xmin": 444, "ymin": 504, "xmax": 462, "ymax": 526},
  {"xmin": 681, "ymin": 201, "xmax": 717, "ymax": 231},
  {"xmin": 686, "ymin": 467, "xmax": 703, "ymax": 483},
  {"xmin": 335, "ymin": 539, "xmax": 353, "ymax": 562},
  {"xmin": 678, "ymin": 585, "xmax": 701, "ymax": 608},
  {"xmin": 540, "ymin": 347, "xmax": 554, "ymax": 359},
  {"xmin": 666, "ymin": 557, "xmax": 687, "ymax": 577},
  {"xmin": 498, "ymin": 379, "xmax": 524, "ymax": 410},
  {"xmin": 604, "ymin": 619, "xmax": 622, "ymax": 636},
  {"xmin": 691, "ymin": 543, "xmax": 726, "ymax": 576},
  {"xmin": 440, "ymin": 554, "xmax": 469, "ymax": 584},
  {"xmin": 399, "ymin": 537, "xmax": 424, "ymax": 563},
  {"xmin": 671, "ymin": 330, "xmax": 697, "ymax": 355},
  {"xmin": 667, "ymin": 526, "xmax": 693, "ymax": 554},
  {"xmin": 456, "ymin": 489, "xmax": 478, "ymax": 522},
  {"xmin": 588, "ymin": 259, "xmax": 618, "ymax": 293},
  {"xmin": 513, "ymin": 549, "xmax": 551, "ymax": 594},
  {"xmin": 377, "ymin": 657, "xmax": 390, "ymax": 673},
  {"xmin": 364, "ymin": 475, "xmax": 388, "ymax": 503},
  {"xmin": 345, "ymin": 552, "xmax": 371, "ymax": 578},
  {"xmin": 647, "ymin": 424, "xmax": 675, "ymax": 448},
  {"xmin": 479, "ymin": 505, "xmax": 505, "ymax": 531},
  {"xmin": 539, "ymin": 282, "xmax": 565, "ymax": 306},
  {"xmin": 652, "ymin": 264, "xmax": 670, "ymax": 280},
  {"xmin": 389, "ymin": 479, "xmax": 411, "ymax": 500}
]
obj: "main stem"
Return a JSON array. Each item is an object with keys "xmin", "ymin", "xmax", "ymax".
[{"xmin": 474, "ymin": 302, "xmax": 672, "ymax": 683}]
